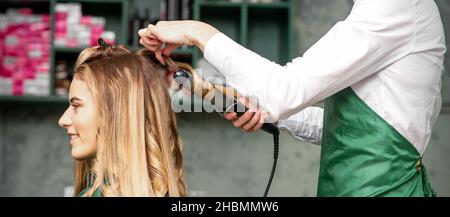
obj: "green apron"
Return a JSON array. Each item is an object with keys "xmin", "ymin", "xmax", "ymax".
[
  {"xmin": 78, "ymin": 186, "xmax": 102, "ymax": 197},
  {"xmin": 317, "ymin": 87, "xmax": 435, "ymax": 197}
]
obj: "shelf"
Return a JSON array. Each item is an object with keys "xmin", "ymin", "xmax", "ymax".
[
  {"xmin": 55, "ymin": 0, "xmax": 126, "ymax": 4},
  {"xmin": 3, "ymin": 0, "xmax": 48, "ymax": 2},
  {"xmin": 54, "ymin": 47, "xmax": 87, "ymax": 53},
  {"xmin": 199, "ymin": 0, "xmax": 290, "ymax": 9},
  {"xmin": 198, "ymin": 1, "xmax": 242, "ymax": 8},
  {"xmin": 194, "ymin": 0, "xmax": 294, "ymax": 66},
  {"xmin": 0, "ymin": 95, "xmax": 68, "ymax": 104},
  {"xmin": 247, "ymin": 2, "xmax": 290, "ymax": 9}
]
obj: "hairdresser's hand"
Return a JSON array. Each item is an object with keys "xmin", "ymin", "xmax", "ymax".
[
  {"xmin": 223, "ymin": 98, "xmax": 265, "ymax": 133},
  {"xmin": 138, "ymin": 21, "xmax": 219, "ymax": 65}
]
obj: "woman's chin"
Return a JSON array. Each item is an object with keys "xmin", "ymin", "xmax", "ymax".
[
  {"xmin": 71, "ymin": 149, "xmax": 94, "ymax": 161},
  {"xmin": 72, "ymin": 153, "xmax": 89, "ymax": 161}
]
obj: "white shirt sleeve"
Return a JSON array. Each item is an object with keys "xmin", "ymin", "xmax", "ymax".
[
  {"xmin": 277, "ymin": 106, "xmax": 324, "ymax": 144},
  {"xmin": 204, "ymin": 0, "xmax": 415, "ymax": 121}
]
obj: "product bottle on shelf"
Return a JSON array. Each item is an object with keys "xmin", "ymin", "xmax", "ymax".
[{"xmin": 54, "ymin": 60, "xmax": 69, "ymax": 96}]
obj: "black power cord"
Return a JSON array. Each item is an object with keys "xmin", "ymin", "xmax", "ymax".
[
  {"xmin": 263, "ymin": 132, "xmax": 279, "ymax": 197},
  {"xmin": 228, "ymin": 99, "xmax": 280, "ymax": 197}
]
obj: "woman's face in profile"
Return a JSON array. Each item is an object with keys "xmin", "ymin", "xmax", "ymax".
[{"xmin": 58, "ymin": 77, "xmax": 97, "ymax": 160}]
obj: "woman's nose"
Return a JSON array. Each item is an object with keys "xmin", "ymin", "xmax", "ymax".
[{"xmin": 58, "ymin": 109, "xmax": 72, "ymax": 128}]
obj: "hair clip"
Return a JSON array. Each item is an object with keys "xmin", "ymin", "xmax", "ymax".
[{"xmin": 98, "ymin": 38, "xmax": 107, "ymax": 48}]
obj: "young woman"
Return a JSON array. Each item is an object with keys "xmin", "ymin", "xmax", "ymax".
[{"xmin": 58, "ymin": 42, "xmax": 186, "ymax": 197}]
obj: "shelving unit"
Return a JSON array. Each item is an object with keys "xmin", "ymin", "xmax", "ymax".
[
  {"xmin": 49, "ymin": 0, "xmax": 129, "ymax": 98},
  {"xmin": 0, "ymin": 0, "xmax": 295, "ymax": 107},
  {"xmin": 192, "ymin": 0, "xmax": 294, "ymax": 67},
  {"xmin": 0, "ymin": 95, "xmax": 67, "ymax": 104},
  {"xmin": 0, "ymin": 0, "xmax": 129, "ymax": 104}
]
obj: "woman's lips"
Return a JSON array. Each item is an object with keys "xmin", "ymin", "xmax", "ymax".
[{"xmin": 69, "ymin": 134, "xmax": 80, "ymax": 145}]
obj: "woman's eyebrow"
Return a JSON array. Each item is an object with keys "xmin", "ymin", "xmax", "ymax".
[{"xmin": 69, "ymin": 97, "xmax": 82, "ymax": 104}]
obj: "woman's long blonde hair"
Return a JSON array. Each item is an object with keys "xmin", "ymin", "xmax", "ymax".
[{"xmin": 72, "ymin": 44, "xmax": 186, "ymax": 197}]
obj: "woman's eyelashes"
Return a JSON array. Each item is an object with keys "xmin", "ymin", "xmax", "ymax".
[
  {"xmin": 69, "ymin": 97, "xmax": 82, "ymax": 112},
  {"xmin": 71, "ymin": 104, "xmax": 79, "ymax": 112}
]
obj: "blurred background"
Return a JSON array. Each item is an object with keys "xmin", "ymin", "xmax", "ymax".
[{"xmin": 0, "ymin": 0, "xmax": 449, "ymax": 197}]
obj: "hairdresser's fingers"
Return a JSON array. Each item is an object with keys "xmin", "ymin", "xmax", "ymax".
[
  {"xmin": 140, "ymin": 36, "xmax": 155, "ymax": 47},
  {"xmin": 155, "ymin": 49, "xmax": 166, "ymax": 65},
  {"xmin": 139, "ymin": 39, "xmax": 159, "ymax": 52},
  {"xmin": 147, "ymin": 24, "xmax": 178, "ymax": 46},
  {"xmin": 223, "ymin": 112, "xmax": 238, "ymax": 121},
  {"xmin": 146, "ymin": 24, "xmax": 162, "ymax": 39},
  {"xmin": 162, "ymin": 43, "xmax": 181, "ymax": 57},
  {"xmin": 139, "ymin": 29, "xmax": 165, "ymax": 50},
  {"xmin": 148, "ymin": 39, "xmax": 162, "ymax": 46},
  {"xmin": 148, "ymin": 22, "xmax": 198, "ymax": 46},
  {"xmin": 139, "ymin": 29, "xmax": 154, "ymax": 47},
  {"xmin": 241, "ymin": 110, "xmax": 261, "ymax": 132},
  {"xmin": 139, "ymin": 38, "xmax": 148, "ymax": 48},
  {"xmin": 248, "ymin": 111, "xmax": 265, "ymax": 132},
  {"xmin": 232, "ymin": 109, "xmax": 255, "ymax": 128},
  {"xmin": 138, "ymin": 28, "xmax": 147, "ymax": 38}
]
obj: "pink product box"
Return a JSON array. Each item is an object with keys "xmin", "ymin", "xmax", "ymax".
[
  {"xmin": 54, "ymin": 37, "xmax": 79, "ymax": 48},
  {"xmin": 0, "ymin": 77, "xmax": 13, "ymax": 96},
  {"xmin": 29, "ymin": 21, "xmax": 50, "ymax": 36},
  {"xmin": 4, "ymin": 29, "xmax": 49, "ymax": 56},
  {"xmin": 3, "ymin": 33, "xmax": 21, "ymax": 56},
  {"xmin": 55, "ymin": 20, "xmax": 67, "ymax": 38},
  {"xmin": 2, "ymin": 56, "xmax": 16, "ymax": 77},
  {"xmin": 12, "ymin": 79, "xmax": 23, "ymax": 96},
  {"xmin": 24, "ymin": 78, "xmax": 49, "ymax": 96},
  {"xmin": 9, "ymin": 67, "xmax": 47, "ymax": 96},
  {"xmin": 0, "ymin": 36, "xmax": 3, "ymax": 77},
  {"xmin": 90, "ymin": 25, "xmax": 104, "ymax": 46},
  {"xmin": 27, "ymin": 42, "xmax": 50, "ymax": 58},
  {"xmin": 80, "ymin": 16, "xmax": 105, "ymax": 26},
  {"xmin": 55, "ymin": 11, "xmax": 68, "ymax": 21},
  {"xmin": 16, "ymin": 8, "xmax": 33, "ymax": 16},
  {"xmin": 80, "ymin": 16, "xmax": 92, "ymax": 25},
  {"xmin": 35, "ymin": 61, "xmax": 50, "ymax": 75},
  {"xmin": 101, "ymin": 31, "xmax": 116, "ymax": 45},
  {"xmin": 0, "ymin": 11, "xmax": 51, "ymax": 96},
  {"xmin": 40, "ymin": 14, "xmax": 50, "ymax": 23}
]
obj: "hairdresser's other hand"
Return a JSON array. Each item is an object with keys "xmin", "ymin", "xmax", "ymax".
[
  {"xmin": 138, "ymin": 21, "xmax": 219, "ymax": 65},
  {"xmin": 223, "ymin": 98, "xmax": 264, "ymax": 133}
]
